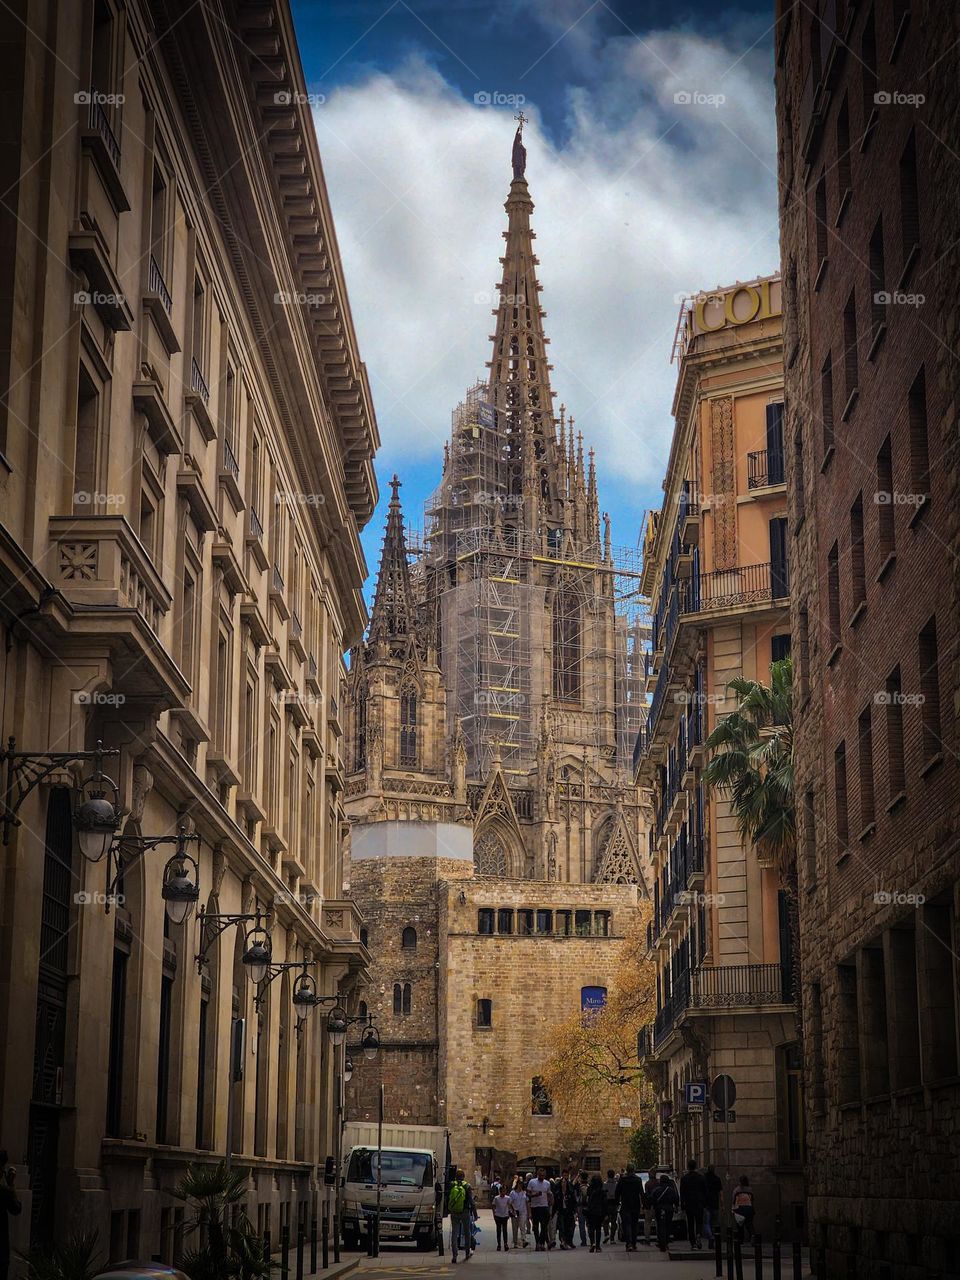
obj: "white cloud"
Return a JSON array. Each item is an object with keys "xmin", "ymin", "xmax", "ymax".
[{"xmin": 313, "ymin": 24, "xmax": 778, "ymax": 506}]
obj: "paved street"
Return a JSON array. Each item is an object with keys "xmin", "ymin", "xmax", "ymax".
[{"xmin": 346, "ymin": 1211, "xmax": 809, "ymax": 1280}]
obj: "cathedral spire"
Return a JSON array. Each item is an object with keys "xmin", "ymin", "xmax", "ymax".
[{"xmin": 369, "ymin": 475, "xmax": 416, "ymax": 643}]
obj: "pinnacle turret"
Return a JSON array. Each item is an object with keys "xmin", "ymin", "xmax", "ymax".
[{"xmin": 369, "ymin": 475, "xmax": 416, "ymax": 644}]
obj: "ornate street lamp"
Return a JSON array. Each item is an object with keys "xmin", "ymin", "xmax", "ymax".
[{"xmin": 2, "ymin": 737, "xmax": 121, "ymax": 848}]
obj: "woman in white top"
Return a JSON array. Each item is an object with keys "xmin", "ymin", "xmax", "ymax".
[{"xmin": 509, "ymin": 1177, "xmax": 530, "ymax": 1247}]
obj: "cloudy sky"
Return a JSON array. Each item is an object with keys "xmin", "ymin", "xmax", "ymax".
[{"xmin": 291, "ymin": 0, "xmax": 781, "ymax": 584}]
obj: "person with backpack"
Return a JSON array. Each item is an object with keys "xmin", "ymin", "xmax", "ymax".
[
  {"xmin": 615, "ymin": 1164, "xmax": 644, "ymax": 1251},
  {"xmin": 732, "ymin": 1175, "xmax": 755, "ymax": 1244},
  {"xmin": 679, "ymin": 1158, "xmax": 708, "ymax": 1250},
  {"xmin": 557, "ymin": 1170, "xmax": 578, "ymax": 1249},
  {"xmin": 652, "ymin": 1174, "xmax": 679, "ymax": 1252},
  {"xmin": 448, "ymin": 1168, "xmax": 475, "ymax": 1263},
  {"xmin": 602, "ymin": 1168, "xmax": 618, "ymax": 1243}
]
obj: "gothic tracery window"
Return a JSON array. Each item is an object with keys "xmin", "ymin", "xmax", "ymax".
[
  {"xmin": 474, "ymin": 829, "xmax": 508, "ymax": 877},
  {"xmin": 399, "ymin": 683, "xmax": 418, "ymax": 768},
  {"xmin": 354, "ymin": 681, "xmax": 367, "ymax": 773},
  {"xmin": 553, "ymin": 584, "xmax": 582, "ymax": 702}
]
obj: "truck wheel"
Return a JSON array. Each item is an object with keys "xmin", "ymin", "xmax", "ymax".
[{"xmin": 343, "ymin": 1230, "xmax": 359, "ymax": 1251}]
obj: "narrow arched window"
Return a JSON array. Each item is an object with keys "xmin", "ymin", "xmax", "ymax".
[
  {"xmin": 553, "ymin": 585, "xmax": 582, "ymax": 702},
  {"xmin": 402, "ymin": 926, "xmax": 417, "ymax": 950},
  {"xmin": 358, "ymin": 999, "xmax": 368, "ymax": 1019},
  {"xmin": 399, "ymin": 684, "xmax": 418, "ymax": 767},
  {"xmin": 354, "ymin": 682, "xmax": 368, "ymax": 772},
  {"xmin": 402, "ymin": 982, "xmax": 412, "ymax": 1015},
  {"xmin": 393, "ymin": 983, "xmax": 402, "ymax": 1015},
  {"xmin": 360, "ymin": 926, "xmax": 369, "ymax": 947}
]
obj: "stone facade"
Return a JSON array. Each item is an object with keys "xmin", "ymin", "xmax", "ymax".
[
  {"xmin": 0, "ymin": 0, "xmax": 376, "ymax": 1258},
  {"xmin": 776, "ymin": 0, "xmax": 960, "ymax": 1274},
  {"xmin": 343, "ymin": 130, "xmax": 651, "ymax": 1175},
  {"xmin": 636, "ymin": 278, "xmax": 804, "ymax": 1234}
]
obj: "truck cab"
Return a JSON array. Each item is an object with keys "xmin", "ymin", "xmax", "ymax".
[{"xmin": 341, "ymin": 1145, "xmax": 440, "ymax": 1249}]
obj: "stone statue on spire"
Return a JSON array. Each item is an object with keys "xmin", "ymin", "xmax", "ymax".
[{"xmin": 512, "ymin": 112, "xmax": 527, "ymax": 181}]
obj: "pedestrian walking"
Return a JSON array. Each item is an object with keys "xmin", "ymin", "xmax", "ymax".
[
  {"xmin": 448, "ymin": 1168, "xmax": 476, "ymax": 1264},
  {"xmin": 509, "ymin": 1177, "xmax": 530, "ymax": 1247},
  {"xmin": 526, "ymin": 1166, "xmax": 553, "ymax": 1251},
  {"xmin": 493, "ymin": 1188, "xmax": 512, "ymax": 1251},
  {"xmin": 0, "ymin": 1153, "xmax": 21, "ymax": 1280},
  {"xmin": 547, "ymin": 1174, "xmax": 561, "ymax": 1249},
  {"xmin": 703, "ymin": 1164, "xmax": 723, "ymax": 1244},
  {"xmin": 641, "ymin": 1170, "xmax": 658, "ymax": 1245},
  {"xmin": 602, "ymin": 1168, "xmax": 618, "ymax": 1243},
  {"xmin": 679, "ymin": 1158, "xmax": 708, "ymax": 1249},
  {"xmin": 586, "ymin": 1173, "xmax": 606, "ymax": 1252},
  {"xmin": 652, "ymin": 1174, "xmax": 679, "ymax": 1252},
  {"xmin": 557, "ymin": 1169, "xmax": 578, "ymax": 1248},
  {"xmin": 615, "ymin": 1163, "xmax": 644, "ymax": 1251},
  {"xmin": 576, "ymin": 1171, "xmax": 589, "ymax": 1246},
  {"xmin": 732, "ymin": 1175, "xmax": 755, "ymax": 1244}
]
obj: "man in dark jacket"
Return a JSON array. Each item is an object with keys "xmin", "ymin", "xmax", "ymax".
[
  {"xmin": 679, "ymin": 1158, "xmax": 708, "ymax": 1249},
  {"xmin": 703, "ymin": 1164, "xmax": 723, "ymax": 1244},
  {"xmin": 615, "ymin": 1164, "xmax": 644, "ymax": 1251},
  {"xmin": 650, "ymin": 1174, "xmax": 679, "ymax": 1251}
]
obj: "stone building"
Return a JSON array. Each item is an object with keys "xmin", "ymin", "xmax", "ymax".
[
  {"xmin": 775, "ymin": 0, "xmax": 960, "ymax": 1274},
  {"xmin": 0, "ymin": 0, "xmax": 376, "ymax": 1257},
  {"xmin": 344, "ymin": 127, "xmax": 649, "ymax": 1176},
  {"xmin": 635, "ymin": 278, "xmax": 803, "ymax": 1233}
]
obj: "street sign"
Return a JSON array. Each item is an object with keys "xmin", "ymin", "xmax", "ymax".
[
  {"xmin": 685, "ymin": 1081, "xmax": 709, "ymax": 1107},
  {"xmin": 711, "ymin": 1073, "xmax": 737, "ymax": 1110},
  {"xmin": 687, "ymin": 1104, "xmax": 704, "ymax": 1115},
  {"xmin": 713, "ymin": 1109, "xmax": 737, "ymax": 1123}
]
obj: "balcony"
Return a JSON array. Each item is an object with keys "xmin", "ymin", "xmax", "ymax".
[
  {"xmin": 306, "ymin": 652, "xmax": 322, "ymax": 695},
  {"xmin": 683, "ymin": 560, "xmax": 790, "ymax": 614},
  {"xmin": 747, "ymin": 448, "xmax": 786, "ymax": 490},
  {"xmin": 246, "ymin": 507, "xmax": 268, "ymax": 571},
  {"xmin": 653, "ymin": 962, "xmax": 793, "ymax": 1049},
  {"xmin": 290, "ymin": 610, "xmax": 306, "ymax": 662},
  {"xmin": 143, "ymin": 254, "xmax": 179, "ymax": 354},
  {"xmin": 186, "ymin": 356, "xmax": 215, "ymax": 441},
  {"xmin": 79, "ymin": 93, "xmax": 129, "ymax": 214},
  {"xmin": 270, "ymin": 563, "xmax": 290, "ymax": 620}
]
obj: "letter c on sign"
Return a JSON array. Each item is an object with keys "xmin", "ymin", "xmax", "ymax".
[
  {"xmin": 694, "ymin": 300, "xmax": 724, "ymax": 333},
  {"xmin": 724, "ymin": 286, "xmax": 761, "ymax": 326}
]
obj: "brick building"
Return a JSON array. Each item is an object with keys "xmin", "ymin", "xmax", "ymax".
[
  {"xmin": 776, "ymin": 0, "xmax": 960, "ymax": 1273},
  {"xmin": 636, "ymin": 277, "xmax": 803, "ymax": 1233},
  {"xmin": 343, "ymin": 125, "xmax": 650, "ymax": 1175},
  {"xmin": 0, "ymin": 0, "xmax": 375, "ymax": 1255}
]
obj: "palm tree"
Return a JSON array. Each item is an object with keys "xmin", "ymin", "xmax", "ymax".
[
  {"xmin": 175, "ymin": 1162, "xmax": 273, "ymax": 1280},
  {"xmin": 701, "ymin": 657, "xmax": 795, "ymax": 881}
]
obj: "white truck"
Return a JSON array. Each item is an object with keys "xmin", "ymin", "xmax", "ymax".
[{"xmin": 340, "ymin": 1122, "xmax": 449, "ymax": 1250}]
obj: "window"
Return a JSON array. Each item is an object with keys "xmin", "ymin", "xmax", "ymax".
[
  {"xmin": 887, "ymin": 925, "xmax": 921, "ymax": 1091},
  {"xmin": 802, "ymin": 788, "xmax": 816, "ymax": 888},
  {"xmin": 536, "ymin": 909, "xmax": 553, "ymax": 934},
  {"xmin": 860, "ymin": 945, "xmax": 889, "ymax": 1096},
  {"xmin": 149, "ymin": 155, "xmax": 172, "ymax": 289},
  {"xmin": 869, "ymin": 218, "xmax": 886, "ymax": 341},
  {"xmin": 771, "ymin": 634, "xmax": 791, "ymax": 664},
  {"xmin": 809, "ymin": 982, "xmax": 826, "ymax": 1114},
  {"xmin": 196, "ymin": 991, "xmax": 209, "ymax": 1149},
  {"xmin": 575, "ymin": 910, "xmax": 592, "ymax": 937},
  {"xmin": 595, "ymin": 911, "xmax": 611, "ymax": 937},
  {"xmin": 908, "ymin": 367, "xmax": 930, "ymax": 501},
  {"xmin": 393, "ymin": 983, "xmax": 411, "ymax": 1016},
  {"xmin": 793, "ymin": 428, "xmax": 806, "ymax": 525},
  {"xmin": 74, "ymin": 365, "xmax": 101, "ymax": 513},
  {"xmin": 918, "ymin": 617, "xmax": 941, "ymax": 762},
  {"xmin": 478, "ymin": 909, "xmax": 494, "ymax": 935},
  {"xmin": 497, "ymin": 908, "xmax": 514, "ymax": 935},
  {"xmin": 850, "ymin": 494, "xmax": 865, "ymax": 611},
  {"xmin": 776, "ymin": 1043, "xmax": 806, "ymax": 1164},
  {"xmin": 836, "ymin": 95, "xmax": 851, "ymax": 198},
  {"xmin": 798, "ymin": 606, "xmax": 810, "ymax": 701},
  {"xmin": 556, "ymin": 910, "xmax": 572, "ymax": 936},
  {"xmin": 553, "ymin": 585, "xmax": 582, "ymax": 702},
  {"xmin": 834, "ymin": 742, "xmax": 849, "ymax": 849},
  {"xmin": 770, "ymin": 516, "xmax": 789, "ymax": 597},
  {"xmin": 517, "ymin": 909, "xmax": 534, "ymax": 936},
  {"xmin": 474, "ymin": 830, "xmax": 508, "ymax": 877},
  {"xmin": 884, "ymin": 667, "xmax": 906, "ymax": 798},
  {"xmin": 399, "ymin": 684, "xmax": 418, "ymax": 768},
  {"xmin": 354, "ymin": 683, "xmax": 367, "ymax": 773},
  {"xmin": 359, "ymin": 926, "xmax": 369, "ymax": 948},
  {"xmin": 531, "ymin": 1076, "xmax": 552, "ymax": 1116},
  {"xmin": 919, "ymin": 898, "xmax": 959, "ymax": 1079},
  {"xmin": 156, "ymin": 972, "xmax": 174, "ymax": 1144},
  {"xmin": 821, "ymin": 353, "xmax": 835, "ymax": 457},
  {"xmin": 106, "ymin": 946, "xmax": 128, "ymax": 1137},
  {"xmin": 836, "ymin": 961, "xmax": 861, "ymax": 1104},
  {"xmin": 402, "ymin": 926, "xmax": 417, "ymax": 950},
  {"xmin": 358, "ymin": 1000, "xmax": 368, "ymax": 1019},
  {"xmin": 876, "ymin": 436, "xmax": 894, "ymax": 560},
  {"xmin": 899, "ymin": 130, "xmax": 920, "ymax": 262},
  {"xmin": 766, "ymin": 401, "xmax": 785, "ymax": 484},
  {"xmin": 842, "ymin": 291, "xmax": 858, "ymax": 407},
  {"xmin": 180, "ymin": 567, "xmax": 199, "ymax": 685},
  {"xmin": 476, "ymin": 998, "xmax": 492, "ymax": 1029},
  {"xmin": 192, "ymin": 274, "xmax": 208, "ymax": 384},
  {"xmin": 402, "ymin": 983, "xmax": 411, "ymax": 1015},
  {"xmin": 860, "ymin": 10, "xmax": 877, "ymax": 135},
  {"xmin": 857, "ymin": 706, "xmax": 875, "ymax": 830},
  {"xmin": 814, "ymin": 174, "xmax": 828, "ymax": 269},
  {"xmin": 827, "ymin": 542, "xmax": 841, "ymax": 653}
]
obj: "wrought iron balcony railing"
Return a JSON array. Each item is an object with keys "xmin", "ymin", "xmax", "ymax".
[
  {"xmin": 249, "ymin": 507, "xmax": 264, "ymax": 541},
  {"xmin": 683, "ymin": 560, "xmax": 790, "ymax": 613},
  {"xmin": 148, "ymin": 255, "xmax": 172, "ymax": 315},
  {"xmin": 191, "ymin": 357, "xmax": 210, "ymax": 405},
  {"xmin": 87, "ymin": 95, "xmax": 121, "ymax": 167},
  {"xmin": 653, "ymin": 962, "xmax": 793, "ymax": 1048},
  {"xmin": 747, "ymin": 447, "xmax": 786, "ymax": 489},
  {"xmin": 222, "ymin": 437, "xmax": 240, "ymax": 480}
]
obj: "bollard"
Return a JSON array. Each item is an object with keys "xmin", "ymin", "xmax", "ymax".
[
  {"xmin": 438, "ymin": 1216, "xmax": 445, "ymax": 1257},
  {"xmin": 734, "ymin": 1233, "xmax": 744, "ymax": 1280},
  {"xmin": 715, "ymin": 1231, "xmax": 723, "ymax": 1277},
  {"xmin": 727, "ymin": 1227, "xmax": 735, "ymax": 1280},
  {"xmin": 281, "ymin": 1226, "xmax": 290, "ymax": 1280},
  {"xmin": 333, "ymin": 1210, "xmax": 340, "ymax": 1265},
  {"xmin": 322, "ymin": 1213, "xmax": 329, "ymax": 1271},
  {"xmin": 311, "ymin": 1214, "xmax": 318, "ymax": 1274},
  {"xmin": 754, "ymin": 1232, "xmax": 763, "ymax": 1279},
  {"xmin": 772, "ymin": 1232, "xmax": 781, "ymax": 1280},
  {"xmin": 792, "ymin": 1240, "xmax": 803, "ymax": 1280},
  {"xmin": 296, "ymin": 1228, "xmax": 305, "ymax": 1280}
]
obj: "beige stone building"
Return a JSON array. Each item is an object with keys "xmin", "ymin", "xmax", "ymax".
[
  {"xmin": 0, "ymin": 0, "xmax": 376, "ymax": 1257},
  {"xmin": 635, "ymin": 278, "xmax": 803, "ymax": 1234},
  {"xmin": 344, "ymin": 127, "xmax": 649, "ymax": 1177}
]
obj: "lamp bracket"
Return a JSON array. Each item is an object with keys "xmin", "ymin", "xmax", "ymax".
[
  {"xmin": 105, "ymin": 829, "xmax": 200, "ymax": 913},
  {"xmin": 195, "ymin": 907, "xmax": 264, "ymax": 972},
  {"xmin": 1, "ymin": 737, "xmax": 120, "ymax": 844}
]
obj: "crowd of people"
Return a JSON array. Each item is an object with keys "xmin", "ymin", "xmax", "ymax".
[{"xmin": 445, "ymin": 1158, "xmax": 753, "ymax": 1261}]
